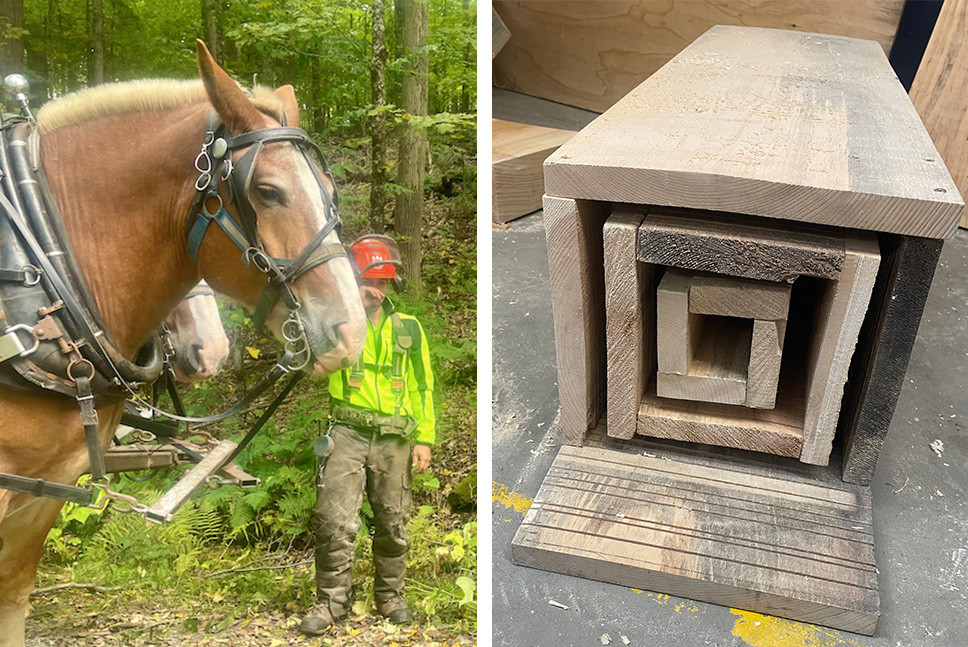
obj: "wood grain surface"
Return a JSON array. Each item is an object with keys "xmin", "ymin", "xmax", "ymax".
[
  {"xmin": 800, "ymin": 235, "xmax": 880, "ymax": 466},
  {"xmin": 544, "ymin": 26, "xmax": 963, "ymax": 239},
  {"xmin": 512, "ymin": 443, "xmax": 879, "ymax": 634},
  {"xmin": 493, "ymin": 0, "xmax": 904, "ymax": 113},
  {"xmin": 689, "ymin": 274, "xmax": 792, "ymax": 320},
  {"xmin": 640, "ymin": 374, "xmax": 802, "ymax": 458},
  {"xmin": 545, "ymin": 196, "xmax": 610, "ymax": 445},
  {"xmin": 604, "ymin": 210, "xmax": 650, "ymax": 440},
  {"xmin": 747, "ymin": 320, "xmax": 785, "ymax": 410},
  {"xmin": 909, "ymin": 0, "xmax": 968, "ymax": 229},
  {"xmin": 492, "ymin": 119, "xmax": 576, "ymax": 223},
  {"xmin": 638, "ymin": 208, "xmax": 845, "ymax": 282}
]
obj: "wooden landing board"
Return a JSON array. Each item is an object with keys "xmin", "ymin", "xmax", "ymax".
[
  {"xmin": 910, "ymin": 0, "xmax": 968, "ymax": 229},
  {"xmin": 493, "ymin": 119, "xmax": 576, "ymax": 223},
  {"xmin": 512, "ymin": 443, "xmax": 879, "ymax": 635},
  {"xmin": 544, "ymin": 26, "xmax": 963, "ymax": 239}
]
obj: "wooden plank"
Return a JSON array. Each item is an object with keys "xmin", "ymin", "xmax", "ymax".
[
  {"xmin": 640, "ymin": 374, "xmax": 803, "ymax": 459},
  {"xmin": 544, "ymin": 26, "xmax": 963, "ymax": 239},
  {"xmin": 689, "ymin": 274, "xmax": 792, "ymax": 320},
  {"xmin": 909, "ymin": 0, "xmax": 968, "ymax": 229},
  {"xmin": 747, "ymin": 320, "xmax": 785, "ymax": 410},
  {"xmin": 604, "ymin": 210, "xmax": 649, "ymax": 440},
  {"xmin": 800, "ymin": 235, "xmax": 880, "ymax": 466},
  {"xmin": 638, "ymin": 208, "xmax": 845, "ymax": 282},
  {"xmin": 512, "ymin": 444, "xmax": 879, "ymax": 635},
  {"xmin": 655, "ymin": 268, "xmax": 700, "ymax": 375},
  {"xmin": 656, "ymin": 316, "xmax": 751, "ymax": 406},
  {"xmin": 493, "ymin": 120, "xmax": 576, "ymax": 223},
  {"xmin": 493, "ymin": 0, "xmax": 904, "ymax": 113},
  {"xmin": 840, "ymin": 236, "xmax": 943, "ymax": 484},
  {"xmin": 491, "ymin": 6, "xmax": 511, "ymax": 60},
  {"xmin": 545, "ymin": 196, "xmax": 609, "ymax": 446}
]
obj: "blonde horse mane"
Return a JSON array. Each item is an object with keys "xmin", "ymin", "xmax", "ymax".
[{"xmin": 36, "ymin": 79, "xmax": 285, "ymax": 134}]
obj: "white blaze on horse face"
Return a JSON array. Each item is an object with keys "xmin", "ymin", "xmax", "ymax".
[
  {"xmin": 165, "ymin": 284, "xmax": 229, "ymax": 382},
  {"xmin": 250, "ymin": 143, "xmax": 365, "ymax": 375}
]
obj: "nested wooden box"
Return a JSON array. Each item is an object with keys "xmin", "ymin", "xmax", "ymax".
[{"xmin": 513, "ymin": 26, "xmax": 964, "ymax": 635}]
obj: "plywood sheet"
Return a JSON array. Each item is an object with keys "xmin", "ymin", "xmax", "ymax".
[
  {"xmin": 909, "ymin": 0, "xmax": 968, "ymax": 229},
  {"xmin": 512, "ymin": 442, "xmax": 879, "ymax": 635},
  {"xmin": 493, "ymin": 0, "xmax": 904, "ymax": 113},
  {"xmin": 544, "ymin": 26, "xmax": 963, "ymax": 239}
]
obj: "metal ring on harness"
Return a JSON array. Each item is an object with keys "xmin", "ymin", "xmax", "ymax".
[
  {"xmin": 20, "ymin": 264, "xmax": 41, "ymax": 286},
  {"xmin": 66, "ymin": 357, "xmax": 96, "ymax": 382},
  {"xmin": 4, "ymin": 324, "xmax": 39, "ymax": 356}
]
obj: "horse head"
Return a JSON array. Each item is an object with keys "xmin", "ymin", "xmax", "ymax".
[
  {"xmin": 191, "ymin": 42, "xmax": 365, "ymax": 376},
  {"xmin": 164, "ymin": 281, "xmax": 229, "ymax": 382}
]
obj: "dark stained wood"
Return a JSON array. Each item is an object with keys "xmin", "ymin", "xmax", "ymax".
[
  {"xmin": 840, "ymin": 235, "xmax": 944, "ymax": 484},
  {"xmin": 512, "ymin": 441, "xmax": 879, "ymax": 634},
  {"xmin": 638, "ymin": 208, "xmax": 845, "ymax": 282}
]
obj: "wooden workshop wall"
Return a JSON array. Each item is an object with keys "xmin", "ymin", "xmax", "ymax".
[{"xmin": 492, "ymin": 0, "xmax": 906, "ymax": 113}]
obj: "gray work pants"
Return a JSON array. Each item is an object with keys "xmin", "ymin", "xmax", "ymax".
[{"xmin": 314, "ymin": 423, "xmax": 412, "ymax": 618}]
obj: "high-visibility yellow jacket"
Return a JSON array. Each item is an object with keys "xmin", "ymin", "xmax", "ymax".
[{"xmin": 328, "ymin": 301, "xmax": 436, "ymax": 446}]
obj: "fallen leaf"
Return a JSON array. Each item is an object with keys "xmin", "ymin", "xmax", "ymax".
[{"xmin": 246, "ymin": 346, "xmax": 261, "ymax": 359}]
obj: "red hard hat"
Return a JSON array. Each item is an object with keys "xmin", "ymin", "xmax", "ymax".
[{"xmin": 349, "ymin": 236, "xmax": 402, "ymax": 279}]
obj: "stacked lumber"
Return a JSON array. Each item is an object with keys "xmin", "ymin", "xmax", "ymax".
[{"xmin": 492, "ymin": 119, "xmax": 575, "ymax": 223}]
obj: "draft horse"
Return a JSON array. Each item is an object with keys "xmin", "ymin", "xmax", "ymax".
[{"xmin": 0, "ymin": 42, "xmax": 365, "ymax": 645}]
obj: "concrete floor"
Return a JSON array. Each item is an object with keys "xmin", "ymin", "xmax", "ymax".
[{"xmin": 491, "ymin": 92, "xmax": 968, "ymax": 647}]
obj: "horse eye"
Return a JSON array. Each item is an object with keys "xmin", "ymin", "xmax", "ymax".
[{"xmin": 255, "ymin": 184, "xmax": 285, "ymax": 205}]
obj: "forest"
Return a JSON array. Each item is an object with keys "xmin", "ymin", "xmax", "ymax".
[{"xmin": 0, "ymin": 0, "xmax": 476, "ymax": 644}]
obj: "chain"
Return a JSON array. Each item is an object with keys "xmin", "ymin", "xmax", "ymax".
[{"xmin": 91, "ymin": 478, "xmax": 149, "ymax": 515}]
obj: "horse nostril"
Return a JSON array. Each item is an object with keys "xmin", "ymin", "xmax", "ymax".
[{"xmin": 186, "ymin": 340, "xmax": 204, "ymax": 375}]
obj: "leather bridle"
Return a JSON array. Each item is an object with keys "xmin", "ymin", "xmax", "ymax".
[{"xmin": 186, "ymin": 110, "xmax": 348, "ymax": 371}]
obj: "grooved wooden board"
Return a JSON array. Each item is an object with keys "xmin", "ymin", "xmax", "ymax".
[
  {"xmin": 493, "ymin": 0, "xmax": 904, "ymax": 113},
  {"xmin": 512, "ymin": 443, "xmax": 879, "ymax": 635},
  {"xmin": 544, "ymin": 26, "xmax": 964, "ymax": 239},
  {"xmin": 909, "ymin": 0, "xmax": 968, "ymax": 229}
]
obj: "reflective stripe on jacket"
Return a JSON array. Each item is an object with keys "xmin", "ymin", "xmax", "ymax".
[{"xmin": 328, "ymin": 302, "xmax": 436, "ymax": 445}]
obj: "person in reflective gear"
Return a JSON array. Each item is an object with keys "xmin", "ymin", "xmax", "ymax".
[{"xmin": 300, "ymin": 235, "xmax": 434, "ymax": 636}]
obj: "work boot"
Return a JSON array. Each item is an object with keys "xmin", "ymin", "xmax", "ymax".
[
  {"xmin": 377, "ymin": 596, "xmax": 413, "ymax": 624},
  {"xmin": 299, "ymin": 603, "xmax": 335, "ymax": 636}
]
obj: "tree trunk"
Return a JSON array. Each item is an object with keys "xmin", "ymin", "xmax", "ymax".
[
  {"xmin": 201, "ymin": 0, "xmax": 222, "ymax": 64},
  {"xmin": 370, "ymin": 0, "xmax": 389, "ymax": 232},
  {"xmin": 90, "ymin": 0, "xmax": 104, "ymax": 85},
  {"xmin": 0, "ymin": 0, "xmax": 24, "ymax": 78},
  {"xmin": 393, "ymin": 0, "xmax": 428, "ymax": 295}
]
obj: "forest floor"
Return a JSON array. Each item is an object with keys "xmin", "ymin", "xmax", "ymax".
[{"xmin": 26, "ymin": 595, "xmax": 475, "ymax": 646}]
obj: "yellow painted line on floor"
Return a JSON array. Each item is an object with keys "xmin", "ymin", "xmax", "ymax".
[
  {"xmin": 492, "ymin": 481, "xmax": 533, "ymax": 513},
  {"xmin": 731, "ymin": 609, "xmax": 870, "ymax": 647}
]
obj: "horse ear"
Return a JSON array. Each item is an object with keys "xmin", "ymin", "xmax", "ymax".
[
  {"xmin": 195, "ymin": 39, "xmax": 263, "ymax": 134},
  {"xmin": 274, "ymin": 85, "xmax": 300, "ymax": 128}
]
